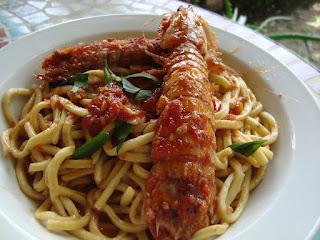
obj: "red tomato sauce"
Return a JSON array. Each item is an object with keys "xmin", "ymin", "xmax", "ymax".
[
  {"xmin": 81, "ymin": 84, "xmax": 144, "ymax": 135},
  {"xmin": 140, "ymin": 88, "xmax": 162, "ymax": 116},
  {"xmin": 151, "ymin": 99, "xmax": 213, "ymax": 163}
]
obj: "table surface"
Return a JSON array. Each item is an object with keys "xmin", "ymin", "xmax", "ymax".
[
  {"xmin": 0, "ymin": 0, "xmax": 320, "ymax": 104},
  {"xmin": 0, "ymin": 0, "xmax": 320, "ymax": 239}
]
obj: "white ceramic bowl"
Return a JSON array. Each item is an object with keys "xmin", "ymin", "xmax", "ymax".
[{"xmin": 0, "ymin": 15, "xmax": 319, "ymax": 240}]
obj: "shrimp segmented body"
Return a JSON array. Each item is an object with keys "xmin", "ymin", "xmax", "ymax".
[
  {"xmin": 36, "ymin": 37, "xmax": 162, "ymax": 85},
  {"xmin": 145, "ymin": 7, "xmax": 217, "ymax": 240}
]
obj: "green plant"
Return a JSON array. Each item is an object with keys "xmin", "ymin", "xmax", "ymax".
[
  {"xmin": 269, "ymin": 33, "xmax": 320, "ymax": 41},
  {"xmin": 254, "ymin": 16, "xmax": 293, "ymax": 32},
  {"xmin": 224, "ymin": 0, "xmax": 233, "ymax": 19},
  {"xmin": 220, "ymin": 0, "xmax": 320, "ymax": 64},
  {"xmin": 222, "ymin": 1, "xmax": 320, "ymax": 43},
  {"xmin": 231, "ymin": 0, "xmax": 314, "ymax": 21}
]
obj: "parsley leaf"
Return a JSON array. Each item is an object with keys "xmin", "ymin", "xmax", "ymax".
[
  {"xmin": 121, "ymin": 78, "xmax": 141, "ymax": 94},
  {"xmin": 103, "ymin": 59, "xmax": 157, "ymax": 99},
  {"xmin": 72, "ymin": 73, "xmax": 89, "ymax": 92},
  {"xmin": 71, "ymin": 132, "xmax": 109, "ymax": 159},
  {"xmin": 104, "ymin": 60, "xmax": 123, "ymax": 84},
  {"xmin": 228, "ymin": 140, "xmax": 267, "ymax": 157},
  {"xmin": 114, "ymin": 120, "xmax": 132, "ymax": 152},
  {"xmin": 125, "ymin": 72, "xmax": 159, "ymax": 82},
  {"xmin": 135, "ymin": 90, "xmax": 152, "ymax": 100}
]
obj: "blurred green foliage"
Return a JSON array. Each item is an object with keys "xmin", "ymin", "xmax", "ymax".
[
  {"xmin": 233, "ymin": 0, "xmax": 315, "ymax": 21},
  {"xmin": 184, "ymin": 0, "xmax": 316, "ymax": 21}
]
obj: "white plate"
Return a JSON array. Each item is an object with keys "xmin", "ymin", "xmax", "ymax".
[{"xmin": 0, "ymin": 14, "xmax": 319, "ymax": 240}]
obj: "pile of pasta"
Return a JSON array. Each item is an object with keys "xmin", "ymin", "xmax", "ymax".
[{"xmin": 1, "ymin": 67, "xmax": 278, "ymax": 240}]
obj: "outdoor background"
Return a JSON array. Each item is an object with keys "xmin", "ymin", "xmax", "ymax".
[{"xmin": 184, "ymin": 0, "xmax": 320, "ymax": 69}]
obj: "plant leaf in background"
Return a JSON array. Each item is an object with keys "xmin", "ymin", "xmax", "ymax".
[
  {"xmin": 135, "ymin": 90, "xmax": 152, "ymax": 100},
  {"xmin": 268, "ymin": 33, "xmax": 320, "ymax": 42},
  {"xmin": 223, "ymin": 0, "xmax": 247, "ymax": 25},
  {"xmin": 114, "ymin": 120, "xmax": 132, "ymax": 152},
  {"xmin": 72, "ymin": 73, "xmax": 89, "ymax": 92},
  {"xmin": 71, "ymin": 132, "xmax": 109, "ymax": 159},
  {"xmin": 224, "ymin": 0, "xmax": 233, "ymax": 19},
  {"xmin": 229, "ymin": 140, "xmax": 267, "ymax": 157},
  {"xmin": 256, "ymin": 16, "xmax": 293, "ymax": 32}
]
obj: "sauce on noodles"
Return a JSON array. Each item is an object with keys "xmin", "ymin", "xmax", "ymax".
[{"xmin": 1, "ymin": 8, "xmax": 278, "ymax": 240}]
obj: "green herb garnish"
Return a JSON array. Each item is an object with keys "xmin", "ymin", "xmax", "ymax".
[
  {"xmin": 71, "ymin": 132, "xmax": 109, "ymax": 159},
  {"xmin": 104, "ymin": 60, "xmax": 122, "ymax": 84},
  {"xmin": 135, "ymin": 90, "xmax": 152, "ymax": 100},
  {"xmin": 121, "ymin": 78, "xmax": 141, "ymax": 94},
  {"xmin": 126, "ymin": 72, "xmax": 159, "ymax": 82},
  {"xmin": 72, "ymin": 73, "xmax": 89, "ymax": 92},
  {"xmin": 103, "ymin": 60, "xmax": 157, "ymax": 100},
  {"xmin": 228, "ymin": 140, "xmax": 266, "ymax": 157},
  {"xmin": 114, "ymin": 120, "xmax": 132, "ymax": 152}
]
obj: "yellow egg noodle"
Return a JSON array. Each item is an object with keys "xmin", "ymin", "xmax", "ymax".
[{"xmin": 1, "ymin": 65, "xmax": 278, "ymax": 239}]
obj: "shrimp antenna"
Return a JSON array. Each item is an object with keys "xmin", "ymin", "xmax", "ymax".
[{"xmin": 200, "ymin": 17, "xmax": 217, "ymax": 52}]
